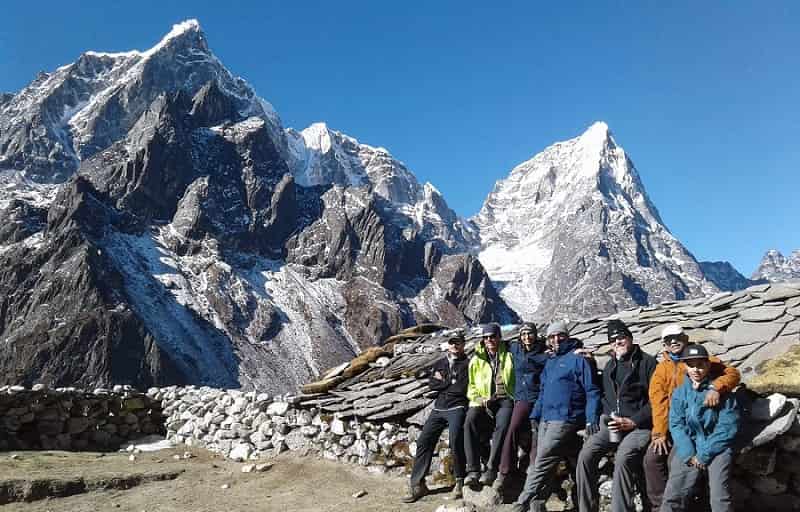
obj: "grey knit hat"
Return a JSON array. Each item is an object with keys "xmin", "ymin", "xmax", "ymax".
[{"xmin": 545, "ymin": 321, "xmax": 568, "ymax": 337}]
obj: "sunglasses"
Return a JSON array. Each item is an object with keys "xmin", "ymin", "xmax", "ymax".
[
  {"xmin": 448, "ymin": 339, "xmax": 465, "ymax": 345},
  {"xmin": 609, "ymin": 334, "xmax": 629, "ymax": 343},
  {"xmin": 662, "ymin": 335, "xmax": 685, "ymax": 346}
]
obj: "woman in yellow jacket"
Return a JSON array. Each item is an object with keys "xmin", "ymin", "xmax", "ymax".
[
  {"xmin": 644, "ymin": 324, "xmax": 740, "ymax": 510},
  {"xmin": 463, "ymin": 322, "xmax": 516, "ymax": 488}
]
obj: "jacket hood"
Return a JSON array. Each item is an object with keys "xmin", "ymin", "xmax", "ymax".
[{"xmin": 556, "ymin": 338, "xmax": 580, "ymax": 356}]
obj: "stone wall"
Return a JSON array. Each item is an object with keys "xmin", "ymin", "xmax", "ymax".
[
  {"xmin": 0, "ymin": 385, "xmax": 164, "ymax": 451},
  {"xmin": 151, "ymin": 385, "xmax": 800, "ymax": 512}
]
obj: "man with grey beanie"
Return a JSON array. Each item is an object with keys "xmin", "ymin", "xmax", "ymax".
[{"xmin": 512, "ymin": 321, "xmax": 601, "ymax": 512}]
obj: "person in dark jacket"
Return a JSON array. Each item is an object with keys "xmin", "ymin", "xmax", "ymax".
[
  {"xmin": 512, "ymin": 321, "xmax": 601, "ymax": 512},
  {"xmin": 403, "ymin": 334, "xmax": 470, "ymax": 503},
  {"xmin": 660, "ymin": 344, "xmax": 739, "ymax": 512},
  {"xmin": 577, "ymin": 319, "xmax": 658, "ymax": 512},
  {"xmin": 494, "ymin": 322, "xmax": 549, "ymax": 493},
  {"xmin": 464, "ymin": 322, "xmax": 516, "ymax": 488}
]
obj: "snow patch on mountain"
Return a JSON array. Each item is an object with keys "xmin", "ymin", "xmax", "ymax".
[{"xmin": 472, "ymin": 121, "xmax": 717, "ymax": 320}]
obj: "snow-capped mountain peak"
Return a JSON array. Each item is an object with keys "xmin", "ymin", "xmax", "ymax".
[
  {"xmin": 752, "ymin": 249, "xmax": 800, "ymax": 282},
  {"xmin": 472, "ymin": 121, "xmax": 716, "ymax": 320},
  {"xmin": 0, "ymin": 19, "xmax": 281, "ymax": 182}
]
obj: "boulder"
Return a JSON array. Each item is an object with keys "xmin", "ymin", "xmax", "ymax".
[
  {"xmin": 229, "ymin": 442, "xmax": 253, "ymax": 462},
  {"xmin": 751, "ymin": 394, "xmax": 789, "ymax": 421}
]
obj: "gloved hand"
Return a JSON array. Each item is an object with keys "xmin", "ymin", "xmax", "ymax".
[{"xmin": 585, "ymin": 422, "xmax": 600, "ymax": 436}]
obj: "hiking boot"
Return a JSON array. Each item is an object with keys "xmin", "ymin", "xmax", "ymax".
[
  {"xmin": 401, "ymin": 482, "xmax": 428, "ymax": 503},
  {"xmin": 492, "ymin": 472, "xmax": 507, "ymax": 492},
  {"xmin": 464, "ymin": 471, "xmax": 480, "ymax": 488},
  {"xmin": 450, "ymin": 478, "xmax": 464, "ymax": 500},
  {"xmin": 479, "ymin": 469, "xmax": 497, "ymax": 485}
]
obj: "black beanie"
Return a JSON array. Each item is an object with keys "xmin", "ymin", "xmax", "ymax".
[{"xmin": 607, "ymin": 319, "xmax": 632, "ymax": 340}]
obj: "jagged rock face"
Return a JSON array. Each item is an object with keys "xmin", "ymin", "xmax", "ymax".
[
  {"xmin": 700, "ymin": 261, "xmax": 758, "ymax": 291},
  {"xmin": 0, "ymin": 20, "xmax": 282, "ymax": 183},
  {"xmin": 0, "ymin": 21, "xmax": 514, "ymax": 392},
  {"xmin": 472, "ymin": 122, "xmax": 718, "ymax": 321},
  {"xmin": 752, "ymin": 249, "xmax": 800, "ymax": 282},
  {"xmin": 287, "ymin": 123, "xmax": 478, "ymax": 251},
  {"xmin": 0, "ymin": 178, "xmax": 188, "ymax": 388}
]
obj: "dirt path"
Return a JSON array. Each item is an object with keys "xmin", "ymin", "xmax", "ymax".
[{"xmin": 0, "ymin": 448, "xmax": 460, "ymax": 512}]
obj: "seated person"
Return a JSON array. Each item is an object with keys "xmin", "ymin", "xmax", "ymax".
[
  {"xmin": 464, "ymin": 322, "xmax": 515, "ymax": 487},
  {"xmin": 402, "ymin": 334, "xmax": 470, "ymax": 503},
  {"xmin": 512, "ymin": 321, "xmax": 601, "ymax": 512},
  {"xmin": 494, "ymin": 322, "xmax": 549, "ymax": 493},
  {"xmin": 577, "ymin": 319, "xmax": 658, "ymax": 512},
  {"xmin": 660, "ymin": 344, "xmax": 739, "ymax": 512},
  {"xmin": 645, "ymin": 325, "xmax": 740, "ymax": 511}
]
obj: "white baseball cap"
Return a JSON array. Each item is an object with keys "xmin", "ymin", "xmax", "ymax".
[{"xmin": 661, "ymin": 324, "xmax": 685, "ymax": 340}]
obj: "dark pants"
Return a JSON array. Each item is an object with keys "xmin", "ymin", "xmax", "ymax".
[
  {"xmin": 577, "ymin": 414, "xmax": 651, "ymax": 512},
  {"xmin": 660, "ymin": 449, "xmax": 733, "ymax": 512},
  {"xmin": 409, "ymin": 407, "xmax": 467, "ymax": 486},
  {"xmin": 464, "ymin": 398, "xmax": 514, "ymax": 473},
  {"xmin": 644, "ymin": 443, "xmax": 675, "ymax": 511},
  {"xmin": 499, "ymin": 400, "xmax": 536, "ymax": 475},
  {"xmin": 516, "ymin": 420, "xmax": 580, "ymax": 509}
]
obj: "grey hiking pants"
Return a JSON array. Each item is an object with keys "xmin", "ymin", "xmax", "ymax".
[
  {"xmin": 577, "ymin": 415, "xmax": 651, "ymax": 512},
  {"xmin": 660, "ymin": 449, "xmax": 733, "ymax": 512},
  {"xmin": 515, "ymin": 420, "xmax": 580, "ymax": 509}
]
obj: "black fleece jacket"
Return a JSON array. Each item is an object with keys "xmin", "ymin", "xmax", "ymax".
[
  {"xmin": 428, "ymin": 354, "xmax": 469, "ymax": 410},
  {"xmin": 600, "ymin": 345, "xmax": 658, "ymax": 428}
]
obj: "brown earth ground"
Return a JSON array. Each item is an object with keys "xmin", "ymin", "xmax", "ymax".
[{"xmin": 0, "ymin": 447, "xmax": 460, "ymax": 512}]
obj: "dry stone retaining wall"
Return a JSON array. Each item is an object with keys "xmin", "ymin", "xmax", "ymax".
[
  {"xmin": 151, "ymin": 385, "xmax": 800, "ymax": 512},
  {"xmin": 0, "ymin": 385, "xmax": 164, "ymax": 451}
]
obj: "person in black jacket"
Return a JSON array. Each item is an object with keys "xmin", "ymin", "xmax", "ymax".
[
  {"xmin": 576, "ymin": 319, "xmax": 658, "ymax": 512},
  {"xmin": 403, "ymin": 334, "xmax": 470, "ymax": 503},
  {"xmin": 494, "ymin": 322, "xmax": 549, "ymax": 493}
]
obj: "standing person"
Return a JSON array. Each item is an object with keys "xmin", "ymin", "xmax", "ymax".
[
  {"xmin": 464, "ymin": 322, "xmax": 516, "ymax": 487},
  {"xmin": 402, "ymin": 334, "xmax": 470, "ymax": 503},
  {"xmin": 577, "ymin": 319, "xmax": 658, "ymax": 512},
  {"xmin": 644, "ymin": 325, "xmax": 740, "ymax": 511},
  {"xmin": 512, "ymin": 321, "xmax": 602, "ymax": 512},
  {"xmin": 660, "ymin": 344, "xmax": 739, "ymax": 512},
  {"xmin": 494, "ymin": 322, "xmax": 549, "ymax": 493}
]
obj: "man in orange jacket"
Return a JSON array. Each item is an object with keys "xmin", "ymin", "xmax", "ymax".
[{"xmin": 643, "ymin": 324, "xmax": 740, "ymax": 510}]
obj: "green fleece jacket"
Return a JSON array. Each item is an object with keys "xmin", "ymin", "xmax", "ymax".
[{"xmin": 467, "ymin": 341, "xmax": 515, "ymax": 406}]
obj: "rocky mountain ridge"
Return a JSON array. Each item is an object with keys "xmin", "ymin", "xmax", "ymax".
[
  {"xmin": 0, "ymin": 21, "xmax": 515, "ymax": 393},
  {"xmin": 752, "ymin": 249, "xmax": 800, "ymax": 283}
]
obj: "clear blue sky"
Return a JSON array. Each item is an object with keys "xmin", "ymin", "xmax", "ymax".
[{"xmin": 2, "ymin": 1, "xmax": 798, "ymax": 275}]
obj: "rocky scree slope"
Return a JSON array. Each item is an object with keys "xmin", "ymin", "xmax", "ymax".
[
  {"xmin": 471, "ymin": 122, "xmax": 719, "ymax": 321},
  {"xmin": 0, "ymin": 21, "xmax": 515, "ymax": 393}
]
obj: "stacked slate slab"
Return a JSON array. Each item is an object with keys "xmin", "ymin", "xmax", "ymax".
[{"xmin": 298, "ymin": 280, "xmax": 800, "ymax": 421}]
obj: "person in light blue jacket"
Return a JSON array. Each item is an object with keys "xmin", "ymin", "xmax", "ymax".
[{"xmin": 660, "ymin": 344, "xmax": 739, "ymax": 512}]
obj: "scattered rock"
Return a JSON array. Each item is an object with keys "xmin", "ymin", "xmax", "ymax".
[
  {"xmin": 241, "ymin": 464, "xmax": 255, "ymax": 473},
  {"xmin": 351, "ymin": 490, "xmax": 367, "ymax": 498}
]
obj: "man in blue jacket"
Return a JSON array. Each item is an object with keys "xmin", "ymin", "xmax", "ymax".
[
  {"xmin": 661, "ymin": 344, "xmax": 739, "ymax": 512},
  {"xmin": 576, "ymin": 319, "xmax": 658, "ymax": 512},
  {"xmin": 512, "ymin": 321, "xmax": 601, "ymax": 512}
]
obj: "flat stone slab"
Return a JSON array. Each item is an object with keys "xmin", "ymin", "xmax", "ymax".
[
  {"xmin": 740, "ymin": 305, "xmax": 787, "ymax": 322},
  {"xmin": 687, "ymin": 328, "xmax": 725, "ymax": 344},
  {"xmin": 723, "ymin": 318, "xmax": 785, "ymax": 347},
  {"xmin": 723, "ymin": 343, "xmax": 765, "ymax": 363},
  {"xmin": 760, "ymin": 285, "xmax": 800, "ymax": 303},
  {"xmin": 366, "ymin": 398, "xmax": 430, "ymax": 421}
]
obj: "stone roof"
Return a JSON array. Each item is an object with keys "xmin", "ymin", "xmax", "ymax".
[{"xmin": 297, "ymin": 281, "xmax": 800, "ymax": 423}]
